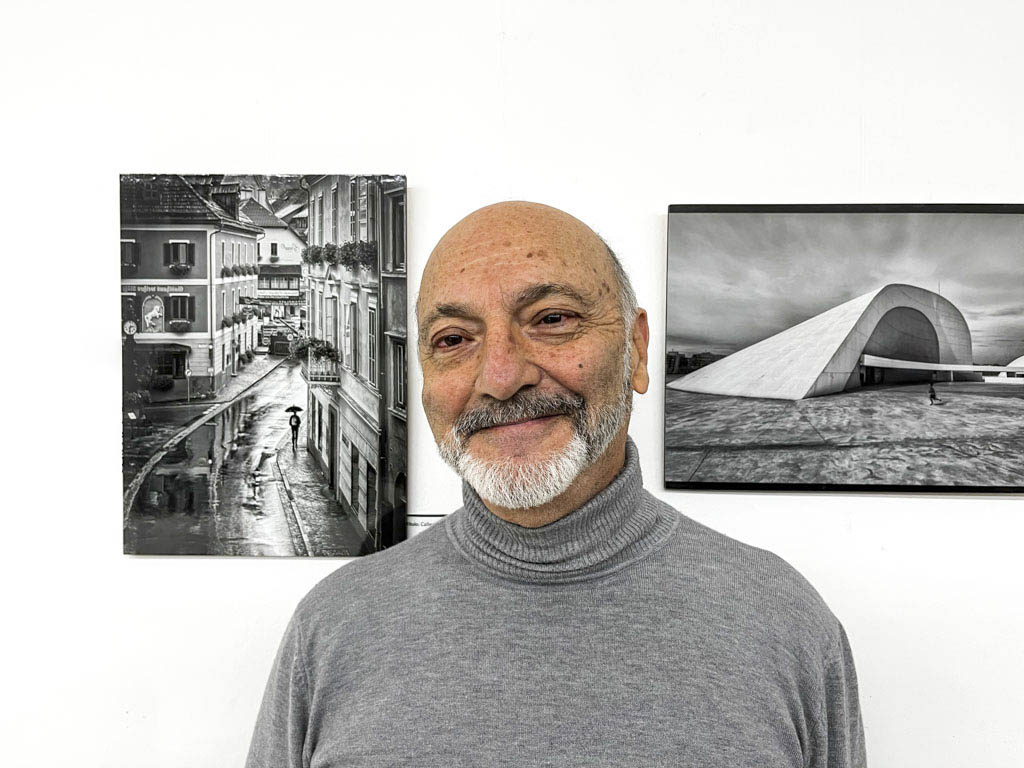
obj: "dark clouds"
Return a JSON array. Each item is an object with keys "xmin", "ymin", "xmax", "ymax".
[{"xmin": 667, "ymin": 212, "xmax": 1024, "ymax": 364}]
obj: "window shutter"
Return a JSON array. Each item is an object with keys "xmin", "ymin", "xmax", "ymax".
[
  {"xmin": 188, "ymin": 296, "xmax": 196, "ymax": 322},
  {"xmin": 187, "ymin": 243, "xmax": 196, "ymax": 265},
  {"xmin": 163, "ymin": 243, "xmax": 171, "ymax": 265},
  {"xmin": 132, "ymin": 242, "xmax": 140, "ymax": 266}
]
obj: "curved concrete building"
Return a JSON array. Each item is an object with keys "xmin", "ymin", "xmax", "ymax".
[
  {"xmin": 999, "ymin": 354, "xmax": 1024, "ymax": 378},
  {"xmin": 669, "ymin": 284, "xmax": 975, "ymax": 400}
]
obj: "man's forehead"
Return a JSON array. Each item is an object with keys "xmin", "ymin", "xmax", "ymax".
[{"xmin": 419, "ymin": 202, "xmax": 613, "ymax": 316}]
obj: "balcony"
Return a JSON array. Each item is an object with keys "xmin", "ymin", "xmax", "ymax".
[
  {"xmin": 297, "ymin": 339, "xmax": 342, "ymax": 386},
  {"xmin": 302, "ymin": 354, "xmax": 342, "ymax": 386}
]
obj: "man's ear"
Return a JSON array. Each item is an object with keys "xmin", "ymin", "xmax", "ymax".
[{"xmin": 630, "ymin": 309, "xmax": 650, "ymax": 395}]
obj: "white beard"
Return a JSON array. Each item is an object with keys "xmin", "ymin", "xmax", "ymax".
[
  {"xmin": 452, "ymin": 430, "xmax": 592, "ymax": 510},
  {"xmin": 439, "ymin": 375, "xmax": 632, "ymax": 511}
]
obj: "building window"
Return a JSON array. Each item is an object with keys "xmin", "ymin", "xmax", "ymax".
[
  {"xmin": 164, "ymin": 240, "xmax": 195, "ymax": 265},
  {"xmin": 153, "ymin": 351, "xmax": 187, "ymax": 379},
  {"xmin": 168, "ymin": 295, "xmax": 196, "ymax": 321},
  {"xmin": 367, "ymin": 180, "xmax": 377, "ymax": 242},
  {"xmin": 270, "ymin": 242, "xmax": 278, "ymax": 256},
  {"xmin": 391, "ymin": 339, "xmax": 406, "ymax": 410},
  {"xmin": 352, "ymin": 301, "xmax": 360, "ymax": 374},
  {"xmin": 317, "ymin": 193, "xmax": 324, "ymax": 244},
  {"xmin": 349, "ymin": 178, "xmax": 357, "ymax": 239},
  {"xmin": 120, "ymin": 240, "xmax": 139, "ymax": 267},
  {"xmin": 367, "ymin": 306, "xmax": 377, "ymax": 387},
  {"xmin": 332, "ymin": 185, "xmax": 339, "ymax": 241},
  {"xmin": 121, "ymin": 294, "xmax": 137, "ymax": 322},
  {"xmin": 393, "ymin": 198, "xmax": 406, "ymax": 270}
]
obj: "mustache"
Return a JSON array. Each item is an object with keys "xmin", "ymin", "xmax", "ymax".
[{"xmin": 453, "ymin": 391, "xmax": 586, "ymax": 441}]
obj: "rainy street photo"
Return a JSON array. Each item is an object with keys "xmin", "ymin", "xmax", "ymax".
[{"xmin": 122, "ymin": 174, "xmax": 408, "ymax": 555}]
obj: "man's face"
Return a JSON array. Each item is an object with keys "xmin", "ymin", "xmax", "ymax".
[{"xmin": 417, "ymin": 202, "xmax": 647, "ymax": 511}]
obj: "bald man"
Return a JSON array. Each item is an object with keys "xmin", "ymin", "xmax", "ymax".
[{"xmin": 247, "ymin": 203, "xmax": 866, "ymax": 768}]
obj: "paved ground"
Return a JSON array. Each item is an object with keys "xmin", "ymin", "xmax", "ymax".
[
  {"xmin": 665, "ymin": 381, "xmax": 1024, "ymax": 487},
  {"xmin": 275, "ymin": 433, "xmax": 373, "ymax": 557},
  {"xmin": 122, "ymin": 355, "xmax": 287, "ymax": 490}
]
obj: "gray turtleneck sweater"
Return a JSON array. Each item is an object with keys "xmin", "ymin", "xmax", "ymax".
[{"xmin": 247, "ymin": 441, "xmax": 866, "ymax": 767}]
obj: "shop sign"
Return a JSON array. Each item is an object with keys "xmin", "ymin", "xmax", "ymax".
[{"xmin": 126, "ymin": 284, "xmax": 187, "ymax": 293}]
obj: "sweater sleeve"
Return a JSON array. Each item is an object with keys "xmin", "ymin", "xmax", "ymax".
[
  {"xmin": 245, "ymin": 613, "xmax": 311, "ymax": 768},
  {"xmin": 812, "ymin": 623, "xmax": 867, "ymax": 768}
]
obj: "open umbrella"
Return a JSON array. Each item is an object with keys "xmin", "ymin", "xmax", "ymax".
[{"xmin": 285, "ymin": 405, "xmax": 303, "ymax": 413}]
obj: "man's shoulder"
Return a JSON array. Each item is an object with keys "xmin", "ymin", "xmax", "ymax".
[
  {"xmin": 653, "ymin": 492, "xmax": 844, "ymax": 650},
  {"xmin": 290, "ymin": 517, "xmax": 454, "ymax": 629}
]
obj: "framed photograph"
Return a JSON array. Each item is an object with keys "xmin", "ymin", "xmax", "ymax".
[
  {"xmin": 664, "ymin": 205, "xmax": 1024, "ymax": 492},
  {"xmin": 122, "ymin": 174, "xmax": 408, "ymax": 554}
]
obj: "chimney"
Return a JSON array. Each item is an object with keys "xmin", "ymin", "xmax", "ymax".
[{"xmin": 211, "ymin": 182, "xmax": 240, "ymax": 220}]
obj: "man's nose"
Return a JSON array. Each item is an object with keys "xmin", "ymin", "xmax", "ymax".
[{"xmin": 474, "ymin": 329, "xmax": 541, "ymax": 401}]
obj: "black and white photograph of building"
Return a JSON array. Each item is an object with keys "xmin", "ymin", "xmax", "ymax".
[
  {"xmin": 122, "ymin": 174, "xmax": 408, "ymax": 554},
  {"xmin": 664, "ymin": 205, "xmax": 1024, "ymax": 491}
]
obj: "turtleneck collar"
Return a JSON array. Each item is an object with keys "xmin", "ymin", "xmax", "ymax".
[{"xmin": 445, "ymin": 438, "xmax": 678, "ymax": 585}]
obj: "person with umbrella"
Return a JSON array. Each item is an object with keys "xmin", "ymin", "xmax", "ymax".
[{"xmin": 286, "ymin": 406, "xmax": 302, "ymax": 450}]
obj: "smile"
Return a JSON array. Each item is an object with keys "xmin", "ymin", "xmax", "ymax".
[{"xmin": 478, "ymin": 415, "xmax": 561, "ymax": 434}]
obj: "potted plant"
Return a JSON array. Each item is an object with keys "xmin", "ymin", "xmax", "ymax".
[
  {"xmin": 232, "ymin": 264, "xmax": 243, "ymax": 276},
  {"xmin": 222, "ymin": 316, "xmax": 234, "ymax": 329},
  {"xmin": 233, "ymin": 311, "xmax": 246, "ymax": 324},
  {"xmin": 221, "ymin": 266, "xmax": 232, "ymax": 278},
  {"xmin": 339, "ymin": 240, "xmax": 378, "ymax": 271},
  {"xmin": 168, "ymin": 319, "xmax": 191, "ymax": 333},
  {"xmin": 169, "ymin": 263, "xmax": 192, "ymax": 276},
  {"xmin": 269, "ymin": 255, "xmax": 280, "ymax": 263}
]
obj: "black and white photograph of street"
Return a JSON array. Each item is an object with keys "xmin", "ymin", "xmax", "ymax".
[
  {"xmin": 664, "ymin": 206, "xmax": 1024, "ymax": 491},
  {"xmin": 122, "ymin": 174, "xmax": 408, "ymax": 555}
]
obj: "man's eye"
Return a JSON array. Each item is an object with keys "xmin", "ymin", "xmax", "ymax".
[
  {"xmin": 436, "ymin": 334, "xmax": 464, "ymax": 348},
  {"xmin": 540, "ymin": 313, "xmax": 567, "ymax": 324}
]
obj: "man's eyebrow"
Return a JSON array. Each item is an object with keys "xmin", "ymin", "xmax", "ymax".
[
  {"xmin": 511, "ymin": 283, "xmax": 590, "ymax": 309},
  {"xmin": 418, "ymin": 302, "xmax": 479, "ymax": 344}
]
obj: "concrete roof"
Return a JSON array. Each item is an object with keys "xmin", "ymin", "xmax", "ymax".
[{"xmin": 668, "ymin": 283, "xmax": 975, "ymax": 400}]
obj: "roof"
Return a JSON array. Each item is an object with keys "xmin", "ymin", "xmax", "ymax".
[
  {"xmin": 668, "ymin": 284, "xmax": 975, "ymax": 400},
  {"xmin": 120, "ymin": 174, "xmax": 261, "ymax": 232},
  {"xmin": 275, "ymin": 201, "xmax": 308, "ymax": 220},
  {"xmin": 240, "ymin": 198, "xmax": 289, "ymax": 228},
  {"xmin": 272, "ymin": 187, "xmax": 308, "ymax": 213}
]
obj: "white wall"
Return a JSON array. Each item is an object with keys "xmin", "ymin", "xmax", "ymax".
[{"xmin": 5, "ymin": 1, "xmax": 1023, "ymax": 766}]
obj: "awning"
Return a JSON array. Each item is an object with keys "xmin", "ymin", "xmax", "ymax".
[{"xmin": 136, "ymin": 343, "xmax": 192, "ymax": 354}]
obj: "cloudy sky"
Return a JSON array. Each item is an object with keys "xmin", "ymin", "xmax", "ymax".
[{"xmin": 666, "ymin": 211, "xmax": 1024, "ymax": 365}]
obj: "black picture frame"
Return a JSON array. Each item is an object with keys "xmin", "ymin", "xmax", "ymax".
[{"xmin": 664, "ymin": 204, "xmax": 1024, "ymax": 493}]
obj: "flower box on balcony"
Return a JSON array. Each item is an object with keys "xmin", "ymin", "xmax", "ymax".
[
  {"xmin": 232, "ymin": 311, "xmax": 246, "ymax": 324},
  {"xmin": 232, "ymin": 265, "xmax": 243, "ymax": 276},
  {"xmin": 268, "ymin": 255, "xmax": 280, "ymax": 264},
  {"xmin": 221, "ymin": 267, "xmax": 232, "ymax": 278},
  {"xmin": 222, "ymin": 316, "xmax": 234, "ymax": 328},
  {"xmin": 169, "ymin": 263, "xmax": 192, "ymax": 276},
  {"xmin": 168, "ymin": 320, "xmax": 192, "ymax": 333}
]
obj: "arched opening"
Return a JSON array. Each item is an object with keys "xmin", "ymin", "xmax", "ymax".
[{"xmin": 854, "ymin": 307, "xmax": 940, "ymax": 388}]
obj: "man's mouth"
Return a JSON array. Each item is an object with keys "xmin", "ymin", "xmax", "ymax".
[{"xmin": 476, "ymin": 414, "xmax": 561, "ymax": 434}]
